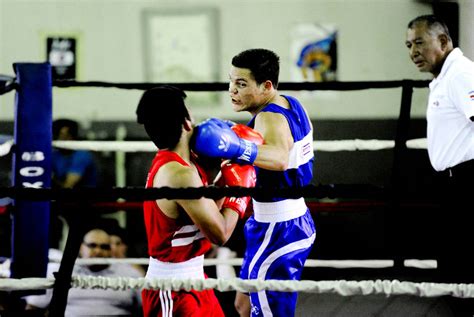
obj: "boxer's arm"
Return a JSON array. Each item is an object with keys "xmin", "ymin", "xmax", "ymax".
[
  {"xmin": 154, "ymin": 162, "xmax": 237, "ymax": 245},
  {"xmin": 253, "ymin": 111, "xmax": 293, "ymax": 171}
]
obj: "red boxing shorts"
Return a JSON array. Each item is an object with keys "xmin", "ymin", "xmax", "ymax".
[{"xmin": 142, "ymin": 288, "xmax": 225, "ymax": 317}]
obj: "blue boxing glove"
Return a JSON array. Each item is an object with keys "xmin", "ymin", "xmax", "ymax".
[{"xmin": 193, "ymin": 118, "xmax": 258, "ymax": 164}]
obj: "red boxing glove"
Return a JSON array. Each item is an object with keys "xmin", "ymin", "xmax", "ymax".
[
  {"xmin": 231, "ymin": 124, "xmax": 264, "ymax": 146},
  {"xmin": 221, "ymin": 162, "xmax": 256, "ymax": 219}
]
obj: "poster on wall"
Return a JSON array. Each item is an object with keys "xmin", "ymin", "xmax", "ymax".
[
  {"xmin": 290, "ymin": 23, "xmax": 337, "ymax": 82},
  {"xmin": 46, "ymin": 37, "xmax": 76, "ymax": 80}
]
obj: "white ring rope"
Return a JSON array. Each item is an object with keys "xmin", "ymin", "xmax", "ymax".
[
  {"xmin": 73, "ymin": 258, "xmax": 392, "ymax": 267},
  {"xmin": 68, "ymin": 258, "xmax": 435, "ymax": 269},
  {"xmin": 6, "ymin": 139, "xmax": 422, "ymax": 154},
  {"xmin": 50, "ymin": 139, "xmax": 427, "ymax": 153},
  {"xmin": 0, "ymin": 277, "xmax": 55, "ymax": 291},
  {"xmin": 0, "ymin": 139, "xmax": 13, "ymax": 156},
  {"xmin": 0, "ymin": 138, "xmax": 428, "ymax": 157},
  {"xmin": 2, "ymin": 277, "xmax": 474, "ymax": 299}
]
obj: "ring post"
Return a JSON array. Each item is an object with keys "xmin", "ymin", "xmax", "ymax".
[
  {"xmin": 388, "ymin": 80, "xmax": 414, "ymax": 269},
  {"xmin": 11, "ymin": 63, "xmax": 52, "ymax": 280}
]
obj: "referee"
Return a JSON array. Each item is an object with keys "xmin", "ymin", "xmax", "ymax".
[{"xmin": 406, "ymin": 14, "xmax": 474, "ymax": 285}]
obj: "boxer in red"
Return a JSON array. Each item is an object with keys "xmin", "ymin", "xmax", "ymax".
[{"xmin": 136, "ymin": 85, "xmax": 257, "ymax": 317}]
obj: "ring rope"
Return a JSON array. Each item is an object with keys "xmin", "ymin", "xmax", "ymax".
[
  {"xmin": 0, "ymin": 138, "xmax": 428, "ymax": 158},
  {"xmin": 0, "ymin": 74, "xmax": 17, "ymax": 95},
  {"xmin": 68, "ymin": 258, "xmax": 435, "ymax": 269},
  {"xmin": 48, "ymin": 138, "xmax": 427, "ymax": 153},
  {"xmin": 0, "ymin": 139, "xmax": 13, "ymax": 156},
  {"xmin": 2, "ymin": 277, "xmax": 474, "ymax": 298},
  {"xmin": 50, "ymin": 79, "xmax": 430, "ymax": 91},
  {"xmin": 73, "ymin": 258, "xmax": 395, "ymax": 268},
  {"xmin": 0, "ymin": 258, "xmax": 435, "ymax": 279},
  {"xmin": 0, "ymin": 184, "xmax": 390, "ymax": 201}
]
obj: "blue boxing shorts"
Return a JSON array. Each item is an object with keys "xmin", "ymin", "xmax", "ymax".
[{"xmin": 239, "ymin": 198, "xmax": 316, "ymax": 316}]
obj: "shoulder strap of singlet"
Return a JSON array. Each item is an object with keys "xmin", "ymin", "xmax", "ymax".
[{"xmin": 147, "ymin": 150, "xmax": 208, "ymax": 187}]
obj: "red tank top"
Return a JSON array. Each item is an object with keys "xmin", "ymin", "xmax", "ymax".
[{"xmin": 144, "ymin": 150, "xmax": 212, "ymax": 262}]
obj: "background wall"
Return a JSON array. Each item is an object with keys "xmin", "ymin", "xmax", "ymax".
[{"xmin": 0, "ymin": 0, "xmax": 444, "ymax": 124}]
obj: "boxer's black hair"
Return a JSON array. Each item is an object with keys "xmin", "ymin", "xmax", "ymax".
[
  {"xmin": 136, "ymin": 85, "xmax": 189, "ymax": 149},
  {"xmin": 232, "ymin": 48, "xmax": 280, "ymax": 88}
]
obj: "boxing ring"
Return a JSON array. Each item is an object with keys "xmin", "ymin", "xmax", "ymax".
[{"xmin": 0, "ymin": 62, "xmax": 470, "ymax": 316}]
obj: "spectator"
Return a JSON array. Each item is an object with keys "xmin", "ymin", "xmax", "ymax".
[
  {"xmin": 24, "ymin": 228, "xmax": 142, "ymax": 316},
  {"xmin": 109, "ymin": 226, "xmax": 128, "ymax": 258},
  {"xmin": 106, "ymin": 220, "xmax": 146, "ymax": 276},
  {"xmin": 52, "ymin": 119, "xmax": 97, "ymax": 189},
  {"xmin": 50, "ymin": 119, "xmax": 98, "ymax": 249}
]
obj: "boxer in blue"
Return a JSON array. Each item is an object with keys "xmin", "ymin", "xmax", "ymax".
[{"xmin": 193, "ymin": 48, "xmax": 316, "ymax": 317}]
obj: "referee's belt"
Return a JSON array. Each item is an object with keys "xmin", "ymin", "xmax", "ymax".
[{"xmin": 439, "ymin": 159, "xmax": 474, "ymax": 178}]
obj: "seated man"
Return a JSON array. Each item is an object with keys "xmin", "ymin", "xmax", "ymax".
[
  {"xmin": 50, "ymin": 118, "xmax": 98, "ymax": 249},
  {"xmin": 24, "ymin": 228, "xmax": 143, "ymax": 316},
  {"xmin": 52, "ymin": 118, "xmax": 97, "ymax": 189}
]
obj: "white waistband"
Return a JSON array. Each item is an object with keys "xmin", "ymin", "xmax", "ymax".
[
  {"xmin": 252, "ymin": 198, "xmax": 308, "ymax": 222},
  {"xmin": 146, "ymin": 255, "xmax": 204, "ymax": 279}
]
